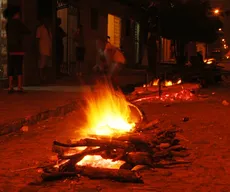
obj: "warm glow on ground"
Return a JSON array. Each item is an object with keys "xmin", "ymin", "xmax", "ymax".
[{"xmin": 82, "ymin": 82, "xmax": 135, "ymax": 136}]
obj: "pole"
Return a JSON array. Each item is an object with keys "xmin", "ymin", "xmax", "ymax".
[{"xmin": 158, "ymin": 77, "xmax": 162, "ymax": 97}]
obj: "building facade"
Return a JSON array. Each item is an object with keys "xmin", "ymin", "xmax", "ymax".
[
  {"xmin": 0, "ymin": 0, "xmax": 40, "ymax": 85},
  {"xmin": 56, "ymin": 0, "xmax": 143, "ymax": 74}
]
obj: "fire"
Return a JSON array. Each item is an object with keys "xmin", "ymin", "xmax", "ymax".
[
  {"xmin": 143, "ymin": 78, "xmax": 182, "ymax": 87},
  {"xmin": 77, "ymin": 155, "xmax": 125, "ymax": 168},
  {"xmin": 177, "ymin": 79, "xmax": 182, "ymax": 84},
  {"xmin": 152, "ymin": 79, "xmax": 159, "ymax": 86},
  {"xmin": 165, "ymin": 80, "xmax": 173, "ymax": 86},
  {"xmin": 82, "ymin": 83, "xmax": 135, "ymax": 136},
  {"xmin": 143, "ymin": 79, "xmax": 182, "ymax": 87},
  {"xmin": 76, "ymin": 82, "xmax": 136, "ymax": 169}
]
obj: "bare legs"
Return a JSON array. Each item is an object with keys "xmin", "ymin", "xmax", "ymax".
[
  {"xmin": 39, "ymin": 55, "xmax": 47, "ymax": 83},
  {"xmin": 18, "ymin": 75, "xmax": 23, "ymax": 89},
  {"xmin": 76, "ymin": 61, "xmax": 82, "ymax": 76}
]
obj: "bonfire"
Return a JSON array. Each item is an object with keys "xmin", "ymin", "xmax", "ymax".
[
  {"xmin": 132, "ymin": 78, "xmax": 200, "ymax": 103},
  {"xmin": 42, "ymin": 82, "xmax": 190, "ymax": 183},
  {"xmin": 143, "ymin": 78, "xmax": 182, "ymax": 88}
]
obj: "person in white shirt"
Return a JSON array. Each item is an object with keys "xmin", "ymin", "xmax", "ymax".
[{"xmin": 36, "ymin": 18, "xmax": 52, "ymax": 83}]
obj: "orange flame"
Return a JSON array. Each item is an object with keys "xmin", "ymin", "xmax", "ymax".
[
  {"xmin": 82, "ymin": 82, "xmax": 135, "ymax": 136},
  {"xmin": 152, "ymin": 79, "xmax": 159, "ymax": 86},
  {"xmin": 164, "ymin": 80, "xmax": 173, "ymax": 86},
  {"xmin": 76, "ymin": 82, "xmax": 135, "ymax": 169}
]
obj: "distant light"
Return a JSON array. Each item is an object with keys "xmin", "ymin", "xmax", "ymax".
[
  {"xmin": 222, "ymin": 39, "xmax": 225, "ymax": 42},
  {"xmin": 219, "ymin": 28, "xmax": 222, "ymax": 31},
  {"xmin": 214, "ymin": 9, "xmax": 220, "ymax": 15}
]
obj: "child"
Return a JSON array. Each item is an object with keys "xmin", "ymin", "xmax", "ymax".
[{"xmin": 3, "ymin": 5, "xmax": 30, "ymax": 93}]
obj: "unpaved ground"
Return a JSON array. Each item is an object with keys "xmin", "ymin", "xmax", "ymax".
[{"xmin": 1, "ymin": 87, "xmax": 230, "ymax": 192}]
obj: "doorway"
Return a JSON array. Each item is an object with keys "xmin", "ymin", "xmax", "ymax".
[
  {"xmin": 134, "ymin": 22, "xmax": 140, "ymax": 64},
  {"xmin": 57, "ymin": 5, "xmax": 79, "ymax": 75},
  {"xmin": 107, "ymin": 14, "xmax": 121, "ymax": 48}
]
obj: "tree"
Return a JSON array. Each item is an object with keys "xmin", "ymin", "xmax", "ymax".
[{"xmin": 159, "ymin": 0, "xmax": 222, "ymax": 69}]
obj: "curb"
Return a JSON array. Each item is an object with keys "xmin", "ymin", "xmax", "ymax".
[{"xmin": 0, "ymin": 99, "xmax": 85, "ymax": 136}]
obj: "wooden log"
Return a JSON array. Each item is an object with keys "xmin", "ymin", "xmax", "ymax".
[
  {"xmin": 60, "ymin": 147, "xmax": 105, "ymax": 160},
  {"xmin": 53, "ymin": 138, "xmax": 134, "ymax": 150},
  {"xmin": 152, "ymin": 145, "xmax": 189, "ymax": 160},
  {"xmin": 136, "ymin": 119, "xmax": 160, "ymax": 131},
  {"xmin": 119, "ymin": 163, "xmax": 134, "ymax": 170},
  {"xmin": 74, "ymin": 166, "xmax": 143, "ymax": 183},
  {"xmin": 123, "ymin": 152, "xmax": 154, "ymax": 167},
  {"xmin": 58, "ymin": 147, "xmax": 106, "ymax": 172},
  {"xmin": 88, "ymin": 131, "xmax": 176, "ymax": 150},
  {"xmin": 42, "ymin": 172, "xmax": 79, "ymax": 181}
]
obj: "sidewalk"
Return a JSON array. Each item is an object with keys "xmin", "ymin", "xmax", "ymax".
[{"xmin": 0, "ymin": 86, "xmax": 91, "ymax": 136}]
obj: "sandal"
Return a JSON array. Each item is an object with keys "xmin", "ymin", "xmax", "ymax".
[
  {"xmin": 17, "ymin": 88, "xmax": 26, "ymax": 94},
  {"xmin": 8, "ymin": 88, "xmax": 15, "ymax": 94}
]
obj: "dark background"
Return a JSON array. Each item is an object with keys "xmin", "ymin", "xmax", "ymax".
[{"xmin": 37, "ymin": 0, "xmax": 53, "ymax": 20}]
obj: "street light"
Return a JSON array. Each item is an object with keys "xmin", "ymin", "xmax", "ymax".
[{"xmin": 213, "ymin": 9, "xmax": 220, "ymax": 15}]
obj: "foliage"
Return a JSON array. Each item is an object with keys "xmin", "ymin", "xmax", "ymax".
[{"xmin": 159, "ymin": 0, "xmax": 222, "ymax": 43}]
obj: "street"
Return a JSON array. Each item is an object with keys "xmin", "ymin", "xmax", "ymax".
[{"xmin": 1, "ymin": 87, "xmax": 230, "ymax": 192}]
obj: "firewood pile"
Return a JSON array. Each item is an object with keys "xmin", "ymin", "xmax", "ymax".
[{"xmin": 41, "ymin": 120, "xmax": 190, "ymax": 183}]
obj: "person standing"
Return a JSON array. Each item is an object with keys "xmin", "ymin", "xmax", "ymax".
[
  {"xmin": 73, "ymin": 25, "xmax": 85, "ymax": 76},
  {"xmin": 104, "ymin": 37, "xmax": 126, "ymax": 87},
  {"xmin": 3, "ymin": 5, "xmax": 30, "ymax": 93},
  {"xmin": 36, "ymin": 18, "xmax": 52, "ymax": 83},
  {"xmin": 56, "ymin": 17, "xmax": 66, "ymax": 78}
]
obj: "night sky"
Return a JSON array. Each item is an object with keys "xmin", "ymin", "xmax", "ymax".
[{"xmin": 37, "ymin": 0, "xmax": 53, "ymax": 19}]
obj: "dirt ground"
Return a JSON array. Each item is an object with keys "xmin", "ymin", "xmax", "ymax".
[{"xmin": 1, "ymin": 87, "xmax": 230, "ymax": 192}]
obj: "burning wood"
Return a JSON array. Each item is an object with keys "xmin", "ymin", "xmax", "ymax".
[
  {"xmin": 129, "ymin": 80, "xmax": 200, "ymax": 103},
  {"xmin": 41, "ymin": 82, "xmax": 190, "ymax": 183}
]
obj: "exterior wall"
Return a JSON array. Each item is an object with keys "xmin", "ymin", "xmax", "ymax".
[
  {"xmin": 0, "ymin": 0, "xmax": 39, "ymax": 85},
  {"xmin": 21, "ymin": 0, "xmax": 41, "ymax": 85},
  {"xmin": 63, "ymin": 0, "xmax": 142, "ymax": 72},
  {"xmin": 196, "ymin": 42, "xmax": 206, "ymax": 59},
  {"xmin": 160, "ymin": 38, "xmax": 176, "ymax": 63}
]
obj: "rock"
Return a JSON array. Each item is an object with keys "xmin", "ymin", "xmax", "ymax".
[
  {"xmin": 222, "ymin": 100, "xmax": 229, "ymax": 106},
  {"xmin": 20, "ymin": 126, "xmax": 29, "ymax": 132},
  {"xmin": 182, "ymin": 117, "xmax": 189, "ymax": 122},
  {"xmin": 49, "ymin": 155, "xmax": 58, "ymax": 161}
]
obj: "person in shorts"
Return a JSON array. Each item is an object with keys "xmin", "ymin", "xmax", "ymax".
[
  {"xmin": 3, "ymin": 5, "xmax": 30, "ymax": 93},
  {"xmin": 74, "ymin": 25, "xmax": 85, "ymax": 76}
]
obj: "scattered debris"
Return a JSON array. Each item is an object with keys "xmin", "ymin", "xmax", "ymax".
[
  {"xmin": 20, "ymin": 126, "xmax": 29, "ymax": 132},
  {"xmin": 222, "ymin": 100, "xmax": 229, "ymax": 106},
  {"xmin": 183, "ymin": 117, "xmax": 189, "ymax": 122}
]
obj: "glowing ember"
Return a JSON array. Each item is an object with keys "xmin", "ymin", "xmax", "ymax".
[
  {"xmin": 143, "ymin": 78, "xmax": 182, "ymax": 88},
  {"xmin": 152, "ymin": 79, "xmax": 159, "ymax": 86},
  {"xmin": 82, "ymin": 82, "xmax": 135, "ymax": 136},
  {"xmin": 177, "ymin": 79, "xmax": 182, "ymax": 84},
  {"xmin": 165, "ymin": 80, "xmax": 173, "ymax": 86},
  {"xmin": 77, "ymin": 155, "xmax": 125, "ymax": 169}
]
